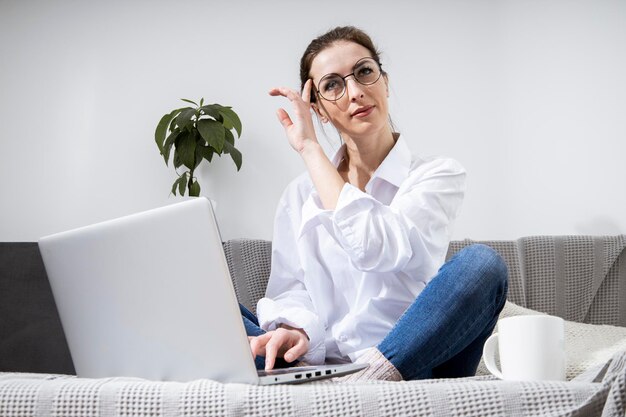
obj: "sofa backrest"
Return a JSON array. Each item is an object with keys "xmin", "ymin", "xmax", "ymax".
[
  {"xmin": 1, "ymin": 236, "xmax": 623, "ymax": 374},
  {"xmin": 447, "ymin": 236, "xmax": 626, "ymax": 326},
  {"xmin": 225, "ymin": 236, "xmax": 626, "ymax": 327},
  {"xmin": 223, "ymin": 239, "xmax": 273, "ymax": 314}
]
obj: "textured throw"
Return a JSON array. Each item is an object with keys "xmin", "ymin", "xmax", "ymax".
[
  {"xmin": 476, "ymin": 301, "xmax": 626, "ymax": 381},
  {"xmin": 0, "ymin": 352, "xmax": 624, "ymax": 417},
  {"xmin": 447, "ymin": 235, "xmax": 626, "ymax": 327}
]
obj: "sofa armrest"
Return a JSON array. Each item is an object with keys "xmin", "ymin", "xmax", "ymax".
[{"xmin": 0, "ymin": 243, "xmax": 75, "ymax": 374}]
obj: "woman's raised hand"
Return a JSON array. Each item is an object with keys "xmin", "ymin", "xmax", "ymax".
[
  {"xmin": 270, "ymin": 79, "xmax": 343, "ymax": 210},
  {"xmin": 269, "ymin": 79, "xmax": 319, "ymax": 154}
]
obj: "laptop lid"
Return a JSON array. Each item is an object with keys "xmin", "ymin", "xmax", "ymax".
[{"xmin": 39, "ymin": 197, "xmax": 259, "ymax": 383}]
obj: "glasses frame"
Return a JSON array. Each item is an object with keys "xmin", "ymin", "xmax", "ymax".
[{"xmin": 315, "ymin": 57, "xmax": 383, "ymax": 102}]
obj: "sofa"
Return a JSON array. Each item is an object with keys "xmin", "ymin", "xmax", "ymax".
[{"xmin": 1, "ymin": 236, "xmax": 625, "ymax": 416}]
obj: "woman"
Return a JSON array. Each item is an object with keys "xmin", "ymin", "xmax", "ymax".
[{"xmin": 244, "ymin": 26, "xmax": 508, "ymax": 381}]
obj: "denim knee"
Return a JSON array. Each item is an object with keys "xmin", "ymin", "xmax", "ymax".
[{"xmin": 456, "ymin": 244, "xmax": 508, "ymax": 303}]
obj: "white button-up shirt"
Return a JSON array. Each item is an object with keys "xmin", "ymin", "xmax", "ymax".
[{"xmin": 256, "ymin": 136, "xmax": 466, "ymax": 364}]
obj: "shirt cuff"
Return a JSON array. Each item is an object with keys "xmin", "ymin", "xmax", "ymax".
[
  {"xmin": 298, "ymin": 191, "xmax": 332, "ymax": 239},
  {"xmin": 333, "ymin": 182, "xmax": 377, "ymax": 217},
  {"xmin": 329, "ymin": 183, "xmax": 377, "ymax": 258},
  {"xmin": 257, "ymin": 298, "xmax": 326, "ymax": 365}
]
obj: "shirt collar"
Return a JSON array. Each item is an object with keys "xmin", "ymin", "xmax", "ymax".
[
  {"xmin": 298, "ymin": 135, "xmax": 412, "ymax": 239},
  {"xmin": 365, "ymin": 134, "xmax": 412, "ymax": 193},
  {"xmin": 329, "ymin": 134, "xmax": 412, "ymax": 189},
  {"xmin": 330, "ymin": 143, "xmax": 347, "ymax": 168}
]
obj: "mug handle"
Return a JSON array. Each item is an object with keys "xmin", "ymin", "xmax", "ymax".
[{"xmin": 482, "ymin": 333, "xmax": 504, "ymax": 379}]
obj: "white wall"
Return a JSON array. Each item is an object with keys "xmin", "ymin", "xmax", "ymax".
[{"xmin": 1, "ymin": 0, "xmax": 624, "ymax": 242}]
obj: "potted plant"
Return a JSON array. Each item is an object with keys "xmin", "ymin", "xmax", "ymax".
[{"xmin": 155, "ymin": 98, "xmax": 242, "ymax": 197}]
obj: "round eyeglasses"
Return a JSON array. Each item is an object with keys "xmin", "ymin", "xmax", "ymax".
[{"xmin": 315, "ymin": 57, "xmax": 382, "ymax": 102}]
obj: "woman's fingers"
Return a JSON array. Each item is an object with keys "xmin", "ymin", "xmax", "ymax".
[
  {"xmin": 263, "ymin": 331, "xmax": 286, "ymax": 371},
  {"xmin": 283, "ymin": 338, "xmax": 307, "ymax": 363},
  {"xmin": 301, "ymin": 79, "xmax": 313, "ymax": 103},
  {"xmin": 249, "ymin": 331, "xmax": 288, "ymax": 370},
  {"xmin": 269, "ymin": 87, "xmax": 300, "ymax": 102},
  {"xmin": 270, "ymin": 85, "xmax": 312, "ymax": 111},
  {"xmin": 276, "ymin": 108, "xmax": 293, "ymax": 129},
  {"xmin": 249, "ymin": 333, "xmax": 272, "ymax": 358},
  {"xmin": 270, "ymin": 83, "xmax": 318, "ymax": 152},
  {"xmin": 268, "ymin": 87, "xmax": 284, "ymax": 97},
  {"xmin": 250, "ymin": 329, "xmax": 309, "ymax": 370},
  {"xmin": 264, "ymin": 344, "xmax": 277, "ymax": 371},
  {"xmin": 266, "ymin": 328, "xmax": 300, "ymax": 370},
  {"xmin": 264, "ymin": 328, "xmax": 304, "ymax": 370}
]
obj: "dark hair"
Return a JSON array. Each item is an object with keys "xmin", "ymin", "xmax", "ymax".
[{"xmin": 300, "ymin": 26, "xmax": 386, "ymax": 103}]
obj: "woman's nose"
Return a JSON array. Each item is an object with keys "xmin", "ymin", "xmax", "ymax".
[{"xmin": 345, "ymin": 77, "xmax": 365, "ymax": 101}]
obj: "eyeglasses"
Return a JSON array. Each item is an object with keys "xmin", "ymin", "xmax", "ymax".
[{"xmin": 315, "ymin": 57, "xmax": 382, "ymax": 102}]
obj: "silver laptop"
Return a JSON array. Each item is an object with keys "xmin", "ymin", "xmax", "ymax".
[{"xmin": 38, "ymin": 197, "xmax": 366, "ymax": 384}]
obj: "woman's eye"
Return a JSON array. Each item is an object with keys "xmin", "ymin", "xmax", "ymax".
[
  {"xmin": 357, "ymin": 67, "xmax": 374, "ymax": 77},
  {"xmin": 323, "ymin": 80, "xmax": 341, "ymax": 92}
]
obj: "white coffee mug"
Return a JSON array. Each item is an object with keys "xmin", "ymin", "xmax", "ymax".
[{"xmin": 482, "ymin": 315, "xmax": 566, "ymax": 381}]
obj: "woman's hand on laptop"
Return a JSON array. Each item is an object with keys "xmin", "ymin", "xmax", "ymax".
[{"xmin": 249, "ymin": 324, "xmax": 310, "ymax": 370}]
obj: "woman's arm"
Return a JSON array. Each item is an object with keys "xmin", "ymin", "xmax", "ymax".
[
  {"xmin": 301, "ymin": 158, "xmax": 466, "ymax": 273},
  {"xmin": 253, "ymin": 195, "xmax": 326, "ymax": 369},
  {"xmin": 269, "ymin": 79, "xmax": 344, "ymax": 210}
]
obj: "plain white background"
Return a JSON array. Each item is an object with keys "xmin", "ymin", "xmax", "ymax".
[{"xmin": 1, "ymin": 0, "xmax": 624, "ymax": 242}]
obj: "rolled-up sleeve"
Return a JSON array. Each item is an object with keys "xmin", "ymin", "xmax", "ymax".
[
  {"xmin": 256, "ymin": 198, "xmax": 326, "ymax": 365},
  {"xmin": 300, "ymin": 158, "xmax": 466, "ymax": 274}
]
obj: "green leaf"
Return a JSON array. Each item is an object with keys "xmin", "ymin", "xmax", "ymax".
[
  {"xmin": 178, "ymin": 132, "xmax": 197, "ymax": 169},
  {"xmin": 196, "ymin": 143, "xmax": 214, "ymax": 163},
  {"xmin": 180, "ymin": 98, "xmax": 198, "ymax": 106},
  {"xmin": 219, "ymin": 107, "xmax": 242, "ymax": 137},
  {"xmin": 199, "ymin": 98, "xmax": 204, "ymax": 107},
  {"xmin": 162, "ymin": 128, "xmax": 180, "ymax": 166},
  {"xmin": 197, "ymin": 119, "xmax": 226, "ymax": 153},
  {"xmin": 224, "ymin": 129, "xmax": 235, "ymax": 150},
  {"xmin": 173, "ymin": 131, "xmax": 188, "ymax": 169},
  {"xmin": 176, "ymin": 108, "xmax": 196, "ymax": 131},
  {"xmin": 189, "ymin": 180, "xmax": 201, "ymax": 197},
  {"xmin": 155, "ymin": 110, "xmax": 178, "ymax": 153},
  {"xmin": 223, "ymin": 141, "xmax": 242, "ymax": 170},
  {"xmin": 171, "ymin": 174, "xmax": 186, "ymax": 196},
  {"xmin": 173, "ymin": 149, "xmax": 183, "ymax": 169},
  {"xmin": 178, "ymin": 173, "xmax": 187, "ymax": 196},
  {"xmin": 199, "ymin": 104, "xmax": 221, "ymax": 120},
  {"xmin": 169, "ymin": 115, "xmax": 178, "ymax": 133},
  {"xmin": 193, "ymin": 138, "xmax": 203, "ymax": 169}
]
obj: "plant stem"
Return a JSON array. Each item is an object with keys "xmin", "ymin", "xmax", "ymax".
[{"xmin": 187, "ymin": 169, "xmax": 194, "ymax": 195}]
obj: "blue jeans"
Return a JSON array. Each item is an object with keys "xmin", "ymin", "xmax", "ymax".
[
  {"xmin": 378, "ymin": 244, "xmax": 508, "ymax": 379},
  {"xmin": 241, "ymin": 244, "xmax": 508, "ymax": 379}
]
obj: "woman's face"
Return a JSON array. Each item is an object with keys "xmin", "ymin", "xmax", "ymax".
[{"xmin": 309, "ymin": 41, "xmax": 389, "ymax": 141}]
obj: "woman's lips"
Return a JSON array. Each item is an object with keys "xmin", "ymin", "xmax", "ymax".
[{"xmin": 351, "ymin": 105, "xmax": 374, "ymax": 118}]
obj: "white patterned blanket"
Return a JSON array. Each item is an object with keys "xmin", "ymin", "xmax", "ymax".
[{"xmin": 1, "ymin": 351, "xmax": 624, "ymax": 417}]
